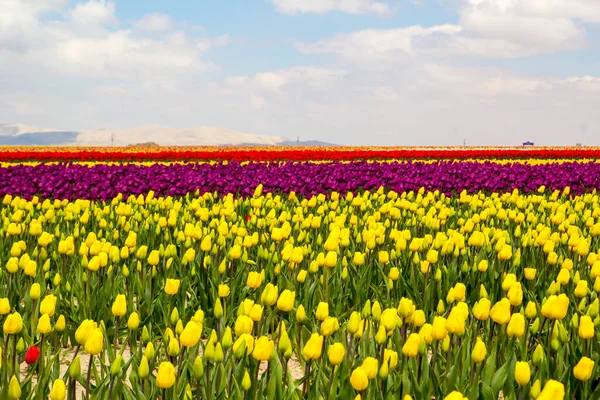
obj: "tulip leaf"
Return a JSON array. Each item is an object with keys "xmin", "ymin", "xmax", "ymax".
[
  {"xmin": 479, "ymin": 381, "xmax": 494, "ymax": 400},
  {"xmin": 481, "ymin": 349, "xmax": 497, "ymax": 385},
  {"xmin": 466, "ymin": 380, "xmax": 479, "ymax": 400},
  {"xmin": 490, "ymin": 355, "xmax": 513, "ymax": 397}
]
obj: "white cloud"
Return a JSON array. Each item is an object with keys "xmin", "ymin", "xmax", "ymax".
[
  {"xmin": 69, "ymin": 0, "xmax": 116, "ymax": 26},
  {"xmin": 271, "ymin": 0, "xmax": 391, "ymax": 16},
  {"xmin": 298, "ymin": 25, "xmax": 462, "ymax": 64},
  {"xmin": 299, "ymin": 1, "xmax": 600, "ymax": 61},
  {"xmin": 0, "ymin": 1, "xmax": 223, "ymax": 78},
  {"xmin": 560, "ymin": 76, "xmax": 600, "ymax": 91},
  {"xmin": 1, "ymin": 0, "xmax": 600, "ymax": 147},
  {"xmin": 225, "ymin": 66, "xmax": 345, "ymax": 92},
  {"xmin": 135, "ymin": 13, "xmax": 172, "ymax": 31},
  {"xmin": 250, "ymin": 95, "xmax": 266, "ymax": 109}
]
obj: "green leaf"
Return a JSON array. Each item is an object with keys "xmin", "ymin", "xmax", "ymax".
[
  {"xmin": 490, "ymin": 355, "xmax": 512, "ymax": 397},
  {"xmin": 479, "ymin": 382, "xmax": 495, "ymax": 400}
]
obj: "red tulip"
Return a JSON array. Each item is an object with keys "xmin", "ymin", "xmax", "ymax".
[{"xmin": 25, "ymin": 345, "xmax": 40, "ymax": 365}]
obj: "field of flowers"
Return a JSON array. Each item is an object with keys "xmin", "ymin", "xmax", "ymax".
[{"xmin": 0, "ymin": 146, "xmax": 599, "ymax": 399}]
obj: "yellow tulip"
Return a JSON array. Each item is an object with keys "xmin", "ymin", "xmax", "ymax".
[
  {"xmin": 507, "ymin": 313, "xmax": 525, "ymax": 338},
  {"xmin": 156, "ymin": 362, "xmax": 176, "ymax": 389},
  {"xmin": 50, "ymin": 379, "xmax": 66, "ymax": 400},
  {"xmin": 246, "ymin": 271, "xmax": 262, "ymax": 288},
  {"xmin": 277, "ymin": 290, "xmax": 295, "ymax": 312},
  {"xmin": 490, "ymin": 298, "xmax": 511, "ymax": 325},
  {"xmin": 573, "ymin": 357, "xmax": 594, "ymax": 381},
  {"xmin": 514, "ymin": 361, "xmax": 530, "ymax": 386},
  {"xmin": 180, "ymin": 322, "xmax": 202, "ymax": 348},
  {"xmin": 84, "ymin": 329, "xmax": 103, "ymax": 356},
  {"xmin": 315, "ymin": 302, "xmax": 329, "ymax": 321},
  {"xmin": 327, "ymin": 342, "xmax": 345, "ymax": 365},
  {"xmin": 218, "ymin": 284, "xmax": 230, "ymax": 298},
  {"xmin": 361, "ymin": 357, "xmax": 379, "ymax": 379},
  {"xmin": 164, "ymin": 279, "xmax": 180, "ymax": 295},
  {"xmin": 471, "ymin": 338, "xmax": 486, "ymax": 363},
  {"xmin": 402, "ymin": 334, "xmax": 421, "ymax": 358},
  {"xmin": 0, "ymin": 298, "xmax": 11, "ymax": 315},
  {"xmin": 252, "ymin": 336, "xmax": 274, "ymax": 361},
  {"xmin": 320, "ymin": 316, "xmax": 340, "ymax": 337},
  {"xmin": 579, "ymin": 315, "xmax": 594, "ymax": 339},
  {"xmin": 302, "ymin": 333, "xmax": 324, "ymax": 360},
  {"xmin": 536, "ymin": 380, "xmax": 564, "ymax": 400},
  {"xmin": 3, "ymin": 312, "xmax": 23, "ymax": 335},
  {"xmin": 37, "ymin": 314, "xmax": 52, "ymax": 335},
  {"xmin": 40, "ymin": 294, "xmax": 57, "ymax": 316},
  {"xmin": 350, "ymin": 367, "xmax": 369, "ymax": 391},
  {"xmin": 111, "ymin": 294, "xmax": 127, "ymax": 317}
]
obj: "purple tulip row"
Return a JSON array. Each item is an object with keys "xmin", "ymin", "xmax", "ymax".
[{"xmin": 1, "ymin": 161, "xmax": 599, "ymax": 200}]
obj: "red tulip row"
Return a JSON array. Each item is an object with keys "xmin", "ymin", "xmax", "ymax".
[{"xmin": 1, "ymin": 146, "xmax": 600, "ymax": 162}]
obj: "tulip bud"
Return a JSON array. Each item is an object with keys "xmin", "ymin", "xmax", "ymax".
[
  {"xmin": 296, "ymin": 305, "xmax": 307, "ymax": 323},
  {"xmin": 437, "ymin": 300, "xmax": 445, "ymax": 315},
  {"xmin": 144, "ymin": 342, "xmax": 155, "ymax": 360},
  {"xmin": 361, "ymin": 300, "xmax": 371, "ymax": 319},
  {"xmin": 138, "ymin": 356, "xmax": 149, "ymax": 379},
  {"xmin": 241, "ymin": 370, "xmax": 252, "ymax": 391},
  {"xmin": 8, "ymin": 375, "xmax": 21, "ymax": 400},
  {"xmin": 214, "ymin": 299, "xmax": 224, "ymax": 319},
  {"xmin": 222, "ymin": 327, "xmax": 233, "ymax": 350},
  {"xmin": 193, "ymin": 356, "xmax": 204, "ymax": 380},
  {"xmin": 170, "ymin": 307, "xmax": 179, "ymax": 326},
  {"xmin": 442, "ymin": 336, "xmax": 450, "ymax": 352},
  {"xmin": 70, "ymin": 355, "xmax": 81, "ymax": 378},
  {"xmin": 16, "ymin": 338, "xmax": 24, "ymax": 353},
  {"xmin": 529, "ymin": 380, "xmax": 541, "ymax": 398},
  {"xmin": 127, "ymin": 313, "xmax": 140, "ymax": 331},
  {"xmin": 141, "ymin": 326, "xmax": 150, "ymax": 343},
  {"xmin": 111, "ymin": 355, "xmax": 124, "ymax": 376},
  {"xmin": 375, "ymin": 324, "xmax": 387, "ymax": 345},
  {"xmin": 529, "ymin": 318, "xmax": 540, "ymax": 335}
]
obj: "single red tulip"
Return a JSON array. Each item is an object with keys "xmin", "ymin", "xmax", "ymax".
[{"xmin": 25, "ymin": 345, "xmax": 40, "ymax": 365}]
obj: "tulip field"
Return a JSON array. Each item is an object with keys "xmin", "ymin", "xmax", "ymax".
[{"xmin": 1, "ymin": 146, "xmax": 600, "ymax": 399}]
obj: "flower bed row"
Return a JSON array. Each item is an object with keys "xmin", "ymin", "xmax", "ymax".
[
  {"xmin": 0, "ymin": 186, "xmax": 597, "ymax": 399},
  {"xmin": 1, "ymin": 147, "xmax": 600, "ymax": 162},
  {"xmin": 1, "ymin": 161, "xmax": 599, "ymax": 200}
]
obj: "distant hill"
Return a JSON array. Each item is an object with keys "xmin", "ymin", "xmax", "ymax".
[
  {"xmin": 279, "ymin": 140, "xmax": 337, "ymax": 147},
  {"xmin": 0, "ymin": 123, "xmax": 313, "ymax": 146}
]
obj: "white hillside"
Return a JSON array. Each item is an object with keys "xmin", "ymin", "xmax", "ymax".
[
  {"xmin": 0, "ymin": 123, "xmax": 61, "ymax": 136},
  {"xmin": 76, "ymin": 125, "xmax": 287, "ymax": 146}
]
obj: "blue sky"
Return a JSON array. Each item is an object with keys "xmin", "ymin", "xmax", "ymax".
[{"xmin": 1, "ymin": 0, "xmax": 600, "ymax": 145}]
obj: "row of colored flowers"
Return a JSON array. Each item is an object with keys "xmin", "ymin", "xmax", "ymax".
[
  {"xmin": 0, "ymin": 147, "xmax": 600, "ymax": 162},
  {"xmin": 1, "ymin": 161, "xmax": 599, "ymax": 200},
  {"xmin": 0, "ymin": 186, "xmax": 598, "ymax": 398}
]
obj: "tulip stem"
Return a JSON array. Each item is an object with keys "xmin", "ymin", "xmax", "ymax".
[
  {"xmin": 114, "ymin": 317, "xmax": 119, "ymax": 347},
  {"xmin": 37, "ymin": 335, "xmax": 45, "ymax": 398},
  {"xmin": 253, "ymin": 360, "xmax": 260, "ymax": 400},
  {"xmin": 85, "ymin": 354, "xmax": 93, "ymax": 400},
  {"xmin": 108, "ymin": 376, "xmax": 115, "ymax": 399},
  {"xmin": 518, "ymin": 386, "xmax": 524, "ymax": 400},
  {"xmin": 11, "ymin": 333, "xmax": 17, "ymax": 377},
  {"xmin": 347, "ymin": 335, "xmax": 354, "ymax": 364},
  {"xmin": 206, "ymin": 362, "xmax": 211, "ymax": 398},
  {"xmin": 571, "ymin": 381, "xmax": 580, "ymax": 400},
  {"xmin": 302, "ymin": 362, "xmax": 311, "ymax": 398},
  {"xmin": 327, "ymin": 365, "xmax": 335, "ymax": 398},
  {"xmin": 3, "ymin": 334, "xmax": 8, "ymax": 383}
]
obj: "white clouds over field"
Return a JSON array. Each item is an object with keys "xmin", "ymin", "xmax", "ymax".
[{"xmin": 1, "ymin": 0, "xmax": 600, "ymax": 145}]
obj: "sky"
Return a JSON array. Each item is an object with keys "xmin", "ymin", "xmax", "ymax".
[{"xmin": 1, "ymin": 0, "xmax": 600, "ymax": 146}]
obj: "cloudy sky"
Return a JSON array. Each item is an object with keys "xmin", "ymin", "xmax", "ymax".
[{"xmin": 1, "ymin": 0, "xmax": 600, "ymax": 146}]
